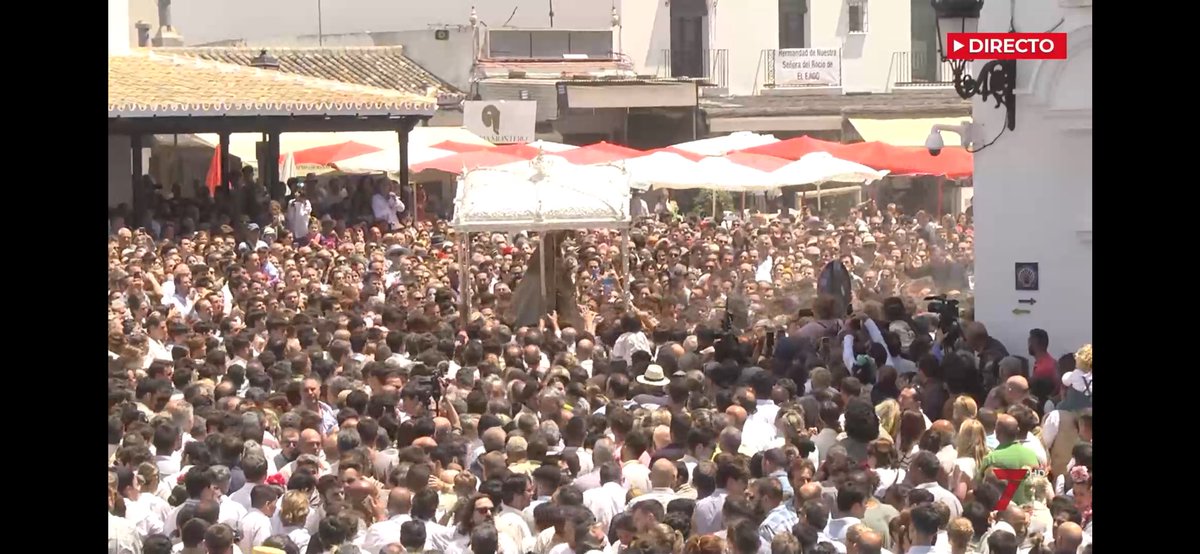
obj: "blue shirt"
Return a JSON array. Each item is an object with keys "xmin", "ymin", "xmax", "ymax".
[
  {"xmin": 770, "ymin": 470, "xmax": 794, "ymax": 504},
  {"xmin": 759, "ymin": 503, "xmax": 799, "ymax": 544},
  {"xmin": 317, "ymin": 401, "xmax": 339, "ymax": 435}
]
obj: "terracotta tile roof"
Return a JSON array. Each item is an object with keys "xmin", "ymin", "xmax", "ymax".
[
  {"xmin": 109, "ymin": 50, "xmax": 437, "ymax": 118},
  {"xmin": 165, "ymin": 46, "xmax": 462, "ymax": 98}
]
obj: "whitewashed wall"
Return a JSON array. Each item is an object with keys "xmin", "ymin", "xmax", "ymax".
[
  {"xmin": 616, "ymin": 0, "xmax": 671, "ymax": 77},
  {"xmin": 710, "ymin": 0, "xmax": 778, "ymax": 96},
  {"xmin": 807, "ymin": 0, "xmax": 911, "ymax": 93},
  {"xmin": 110, "ymin": 0, "xmax": 131, "ymax": 54},
  {"xmin": 972, "ymin": 0, "xmax": 1092, "ymax": 355}
]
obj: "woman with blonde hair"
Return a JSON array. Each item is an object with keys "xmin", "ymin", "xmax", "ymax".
[
  {"xmin": 279, "ymin": 490, "xmax": 312, "ymax": 551},
  {"xmin": 875, "ymin": 399, "xmax": 901, "ymax": 440},
  {"xmin": 682, "ymin": 535, "xmax": 726, "ymax": 554},
  {"xmin": 267, "ymin": 200, "xmax": 286, "ymax": 231},
  {"xmin": 951, "ymin": 395, "xmax": 978, "ymax": 431},
  {"xmin": 950, "ymin": 419, "xmax": 989, "ymax": 500},
  {"xmin": 946, "ymin": 517, "xmax": 974, "ymax": 554}
]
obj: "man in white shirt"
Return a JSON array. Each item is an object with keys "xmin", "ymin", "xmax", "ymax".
[
  {"xmin": 910, "ymin": 452, "xmax": 962, "ymax": 520},
  {"xmin": 238, "ymin": 485, "xmax": 281, "ymax": 553},
  {"xmin": 152, "ymin": 423, "xmax": 183, "ymax": 476},
  {"xmin": 162, "ymin": 269, "xmax": 198, "ymax": 318},
  {"xmin": 362, "ymin": 488, "xmax": 413, "ymax": 554},
  {"xmin": 211, "ymin": 465, "xmax": 249, "ymax": 536},
  {"xmin": 371, "ymin": 181, "xmax": 405, "ymax": 231},
  {"xmin": 230, "ymin": 454, "xmax": 269, "ymax": 511},
  {"xmin": 286, "ymin": 186, "xmax": 313, "ymax": 240},
  {"xmin": 620, "ymin": 432, "xmax": 652, "ymax": 493},
  {"xmin": 496, "ymin": 475, "xmax": 535, "ymax": 551},
  {"xmin": 583, "ymin": 462, "xmax": 626, "ymax": 533},
  {"xmin": 824, "ymin": 482, "xmax": 867, "ymax": 545},
  {"xmin": 108, "ymin": 511, "xmax": 142, "ymax": 554},
  {"xmin": 904, "ymin": 503, "xmax": 943, "ymax": 554},
  {"xmin": 143, "ymin": 313, "xmax": 173, "ymax": 368},
  {"xmin": 742, "ymin": 373, "xmax": 781, "ymax": 453},
  {"xmin": 626, "ymin": 459, "xmax": 682, "ymax": 512},
  {"xmin": 115, "ymin": 467, "xmax": 164, "ymax": 540}
]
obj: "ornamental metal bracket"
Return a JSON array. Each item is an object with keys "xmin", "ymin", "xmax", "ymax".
[{"xmin": 949, "ymin": 58, "xmax": 1017, "ymax": 131}]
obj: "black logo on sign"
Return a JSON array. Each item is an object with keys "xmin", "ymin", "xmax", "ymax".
[
  {"xmin": 1014, "ymin": 262, "xmax": 1039, "ymax": 291},
  {"xmin": 482, "ymin": 105, "xmax": 501, "ymax": 134}
]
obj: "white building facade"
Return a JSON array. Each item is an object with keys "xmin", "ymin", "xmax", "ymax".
[
  {"xmin": 160, "ymin": 0, "xmax": 935, "ymax": 96},
  {"xmin": 972, "ymin": 0, "xmax": 1092, "ymax": 354},
  {"xmin": 109, "ymin": 0, "xmax": 134, "ymax": 208}
]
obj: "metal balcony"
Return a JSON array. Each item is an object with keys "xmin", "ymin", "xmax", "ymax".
[
  {"xmin": 658, "ymin": 48, "xmax": 729, "ymax": 89},
  {"xmin": 889, "ymin": 51, "xmax": 954, "ymax": 88}
]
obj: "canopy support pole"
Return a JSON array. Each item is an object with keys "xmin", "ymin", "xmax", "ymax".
[
  {"xmin": 539, "ymin": 232, "xmax": 548, "ymax": 310},
  {"xmin": 712, "ymin": 191, "xmax": 717, "ymax": 219},
  {"xmin": 620, "ymin": 227, "xmax": 631, "ymax": 311},
  {"xmin": 460, "ymin": 233, "xmax": 471, "ymax": 326},
  {"xmin": 937, "ymin": 178, "xmax": 945, "ymax": 216},
  {"xmin": 817, "ymin": 183, "xmax": 823, "ymax": 212}
]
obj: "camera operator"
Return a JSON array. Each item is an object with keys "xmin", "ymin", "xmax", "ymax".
[
  {"xmin": 399, "ymin": 367, "xmax": 441, "ymax": 423},
  {"xmin": 962, "ymin": 321, "xmax": 1011, "ymax": 393}
]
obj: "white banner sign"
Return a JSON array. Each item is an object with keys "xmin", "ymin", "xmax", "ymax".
[
  {"xmin": 464, "ymin": 100, "xmax": 537, "ymax": 144},
  {"xmin": 774, "ymin": 48, "xmax": 841, "ymax": 87}
]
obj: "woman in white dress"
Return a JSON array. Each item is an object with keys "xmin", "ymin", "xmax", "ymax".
[
  {"xmin": 950, "ymin": 418, "xmax": 989, "ymax": 501},
  {"xmin": 865, "ymin": 436, "xmax": 906, "ymax": 499}
]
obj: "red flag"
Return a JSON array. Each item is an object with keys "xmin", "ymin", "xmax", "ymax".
[{"xmin": 205, "ymin": 145, "xmax": 222, "ymax": 197}]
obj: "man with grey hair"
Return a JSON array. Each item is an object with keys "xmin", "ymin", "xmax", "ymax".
[
  {"xmin": 718, "ymin": 426, "xmax": 743, "ymax": 457},
  {"xmin": 328, "ymin": 428, "xmax": 363, "ymax": 475},
  {"xmin": 483, "ymin": 375, "xmax": 506, "ymax": 400},
  {"xmin": 985, "ymin": 356, "xmax": 1028, "ymax": 410},
  {"xmin": 539, "ymin": 421, "xmax": 563, "ymax": 453},
  {"xmin": 576, "ymin": 338, "xmax": 595, "ymax": 376},
  {"xmin": 537, "ymin": 387, "xmax": 566, "ymax": 422},
  {"xmin": 210, "ymin": 465, "xmax": 248, "ymax": 533},
  {"xmin": 230, "ymin": 452, "xmax": 269, "ymax": 511},
  {"xmin": 167, "ymin": 400, "xmax": 196, "ymax": 447},
  {"xmin": 573, "ymin": 438, "xmax": 615, "ymax": 490}
]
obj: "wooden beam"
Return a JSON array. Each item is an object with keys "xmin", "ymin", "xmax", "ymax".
[
  {"xmin": 218, "ymin": 132, "xmax": 231, "ymax": 194},
  {"xmin": 131, "ymin": 134, "xmax": 143, "ymax": 216},
  {"xmin": 108, "ymin": 115, "xmax": 432, "ymax": 135}
]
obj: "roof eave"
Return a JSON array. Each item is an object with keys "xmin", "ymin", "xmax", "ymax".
[{"xmin": 107, "ymin": 107, "xmax": 438, "ymax": 118}]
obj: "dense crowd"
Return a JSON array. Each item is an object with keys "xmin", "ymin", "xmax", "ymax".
[{"xmin": 107, "ymin": 174, "xmax": 1093, "ymax": 554}]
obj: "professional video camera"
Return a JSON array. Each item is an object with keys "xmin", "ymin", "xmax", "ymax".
[
  {"xmin": 408, "ymin": 367, "xmax": 443, "ymax": 404},
  {"xmin": 924, "ymin": 294, "xmax": 961, "ymax": 345},
  {"xmin": 714, "ymin": 295, "xmax": 748, "ymax": 364}
]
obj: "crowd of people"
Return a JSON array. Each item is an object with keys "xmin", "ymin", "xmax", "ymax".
[{"xmin": 107, "ymin": 174, "xmax": 1093, "ymax": 554}]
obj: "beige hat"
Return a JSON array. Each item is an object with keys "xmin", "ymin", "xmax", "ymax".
[{"xmin": 637, "ymin": 364, "xmax": 670, "ymax": 387}]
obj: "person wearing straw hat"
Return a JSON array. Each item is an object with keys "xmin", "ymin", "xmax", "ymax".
[
  {"xmin": 631, "ymin": 364, "xmax": 671, "ymax": 409},
  {"xmin": 636, "ymin": 364, "xmax": 671, "ymax": 388}
]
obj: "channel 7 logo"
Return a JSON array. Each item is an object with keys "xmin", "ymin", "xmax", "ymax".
[{"xmin": 992, "ymin": 467, "xmax": 1047, "ymax": 511}]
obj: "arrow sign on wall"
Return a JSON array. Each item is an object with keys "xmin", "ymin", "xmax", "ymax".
[{"xmin": 1017, "ymin": 298, "xmax": 1037, "ymax": 305}]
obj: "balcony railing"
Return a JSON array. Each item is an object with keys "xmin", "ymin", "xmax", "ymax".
[
  {"xmin": 658, "ymin": 49, "xmax": 729, "ymax": 89},
  {"xmin": 889, "ymin": 51, "xmax": 954, "ymax": 88}
]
